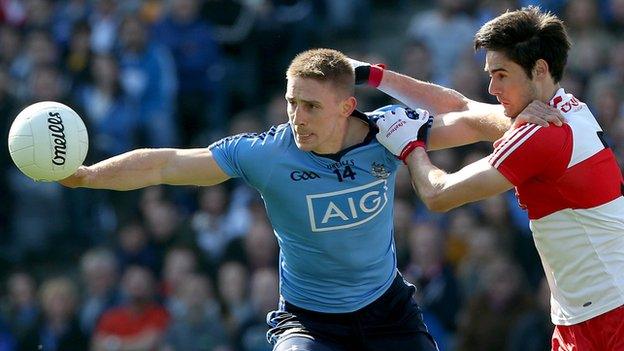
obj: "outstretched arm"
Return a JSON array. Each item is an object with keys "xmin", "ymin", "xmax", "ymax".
[
  {"xmin": 377, "ymin": 70, "xmax": 473, "ymax": 115},
  {"xmin": 379, "ymin": 70, "xmax": 564, "ymax": 149},
  {"xmin": 351, "ymin": 59, "xmax": 474, "ymax": 114},
  {"xmin": 60, "ymin": 148, "xmax": 230, "ymax": 190},
  {"xmin": 352, "ymin": 60, "xmax": 564, "ymax": 149}
]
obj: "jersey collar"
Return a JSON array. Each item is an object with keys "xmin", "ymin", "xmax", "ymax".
[
  {"xmin": 311, "ymin": 109, "xmax": 378, "ymax": 161},
  {"xmin": 548, "ymin": 87, "xmax": 567, "ymax": 108}
]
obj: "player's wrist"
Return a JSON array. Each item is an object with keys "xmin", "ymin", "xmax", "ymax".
[
  {"xmin": 351, "ymin": 58, "xmax": 386, "ymax": 87},
  {"xmin": 367, "ymin": 64, "xmax": 385, "ymax": 88},
  {"xmin": 60, "ymin": 166, "xmax": 89, "ymax": 188},
  {"xmin": 399, "ymin": 140, "xmax": 426, "ymax": 164}
]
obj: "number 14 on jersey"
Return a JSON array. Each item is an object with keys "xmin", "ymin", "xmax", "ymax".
[{"xmin": 333, "ymin": 166, "xmax": 357, "ymax": 182}]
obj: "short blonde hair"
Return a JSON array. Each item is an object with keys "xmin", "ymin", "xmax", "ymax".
[{"xmin": 286, "ymin": 48, "xmax": 355, "ymax": 96}]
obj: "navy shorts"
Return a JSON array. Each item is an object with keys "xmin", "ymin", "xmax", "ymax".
[{"xmin": 266, "ymin": 273, "xmax": 439, "ymax": 351}]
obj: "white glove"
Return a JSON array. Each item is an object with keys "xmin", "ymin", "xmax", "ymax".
[{"xmin": 375, "ymin": 106, "xmax": 433, "ymax": 162}]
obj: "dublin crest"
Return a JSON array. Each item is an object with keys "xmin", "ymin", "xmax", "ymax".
[{"xmin": 371, "ymin": 162, "xmax": 389, "ymax": 179}]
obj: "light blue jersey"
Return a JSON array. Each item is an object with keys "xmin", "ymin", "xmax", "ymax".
[{"xmin": 209, "ymin": 110, "xmax": 402, "ymax": 313}]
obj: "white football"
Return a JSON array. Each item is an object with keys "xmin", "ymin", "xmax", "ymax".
[{"xmin": 8, "ymin": 101, "xmax": 88, "ymax": 181}]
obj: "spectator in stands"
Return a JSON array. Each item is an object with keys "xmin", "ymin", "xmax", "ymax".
[
  {"xmin": 507, "ymin": 277, "xmax": 553, "ymax": 351},
  {"xmin": 237, "ymin": 268, "xmax": 279, "ymax": 351},
  {"xmin": 152, "ymin": 0, "xmax": 226, "ymax": 144},
  {"xmin": 19, "ymin": 276, "xmax": 88, "ymax": 351},
  {"xmin": 563, "ymin": 0, "xmax": 612, "ymax": 76},
  {"xmin": 455, "ymin": 226, "xmax": 500, "ymax": 300},
  {"xmin": 117, "ymin": 14, "xmax": 178, "ymax": 147},
  {"xmin": 89, "ymin": 0, "xmax": 119, "ymax": 55},
  {"xmin": 75, "ymin": 53, "xmax": 137, "ymax": 159},
  {"xmin": 79, "ymin": 247, "xmax": 121, "ymax": 334},
  {"xmin": 12, "ymin": 30, "xmax": 60, "ymax": 100},
  {"xmin": 587, "ymin": 40, "xmax": 624, "ymax": 118},
  {"xmin": 22, "ymin": 0, "xmax": 54, "ymax": 32},
  {"xmin": 161, "ymin": 246, "xmax": 198, "ymax": 301},
  {"xmin": 63, "ymin": 20, "xmax": 93, "ymax": 94},
  {"xmin": 139, "ymin": 188, "xmax": 194, "ymax": 273},
  {"xmin": 217, "ymin": 261, "xmax": 252, "ymax": 336},
  {"xmin": 397, "ymin": 39, "xmax": 433, "ymax": 84},
  {"xmin": 51, "ymin": 0, "xmax": 91, "ymax": 48},
  {"xmin": 202, "ymin": 0, "xmax": 259, "ymax": 108},
  {"xmin": 163, "ymin": 273, "xmax": 230, "ymax": 351},
  {"xmin": 2, "ymin": 272, "xmax": 38, "ymax": 341},
  {"xmin": 407, "ymin": 0, "xmax": 479, "ymax": 85},
  {"xmin": 192, "ymin": 185, "xmax": 246, "ymax": 265},
  {"xmin": 606, "ymin": 0, "xmax": 624, "ymax": 35},
  {"xmin": 403, "ymin": 221, "xmax": 460, "ymax": 338},
  {"xmin": 0, "ymin": 25, "xmax": 22, "ymax": 72},
  {"xmin": 243, "ymin": 219, "xmax": 278, "ymax": 271},
  {"xmin": 115, "ymin": 221, "xmax": 159, "ymax": 274},
  {"xmin": 93, "ymin": 265, "xmax": 169, "ymax": 351},
  {"xmin": 456, "ymin": 256, "xmax": 534, "ymax": 351}
]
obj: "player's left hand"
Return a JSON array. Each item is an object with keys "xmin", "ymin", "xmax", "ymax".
[
  {"xmin": 375, "ymin": 106, "xmax": 433, "ymax": 163},
  {"xmin": 514, "ymin": 100, "xmax": 565, "ymax": 129}
]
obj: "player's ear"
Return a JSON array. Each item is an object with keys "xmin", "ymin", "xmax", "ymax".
[
  {"xmin": 341, "ymin": 96, "xmax": 357, "ymax": 117},
  {"xmin": 533, "ymin": 59, "xmax": 549, "ymax": 80}
]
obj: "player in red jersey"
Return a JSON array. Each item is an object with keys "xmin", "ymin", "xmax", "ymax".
[{"xmin": 359, "ymin": 6, "xmax": 624, "ymax": 351}]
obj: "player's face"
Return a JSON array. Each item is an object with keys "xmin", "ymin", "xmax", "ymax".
[
  {"xmin": 285, "ymin": 77, "xmax": 352, "ymax": 153},
  {"xmin": 485, "ymin": 51, "xmax": 539, "ymax": 118}
]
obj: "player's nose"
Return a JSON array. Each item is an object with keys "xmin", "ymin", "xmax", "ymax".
[
  {"xmin": 291, "ymin": 107, "xmax": 307, "ymax": 125},
  {"xmin": 488, "ymin": 78, "xmax": 500, "ymax": 96}
]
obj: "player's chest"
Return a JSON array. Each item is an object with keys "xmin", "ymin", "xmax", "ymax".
[
  {"xmin": 265, "ymin": 157, "xmax": 395, "ymax": 232},
  {"xmin": 269, "ymin": 156, "xmax": 393, "ymax": 190}
]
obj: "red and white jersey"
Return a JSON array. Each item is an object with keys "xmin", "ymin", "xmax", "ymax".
[{"xmin": 489, "ymin": 88, "xmax": 624, "ymax": 326}]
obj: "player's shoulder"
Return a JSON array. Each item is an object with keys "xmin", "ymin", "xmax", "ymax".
[
  {"xmin": 493, "ymin": 123, "xmax": 571, "ymax": 157},
  {"xmin": 211, "ymin": 123, "xmax": 292, "ymax": 150},
  {"xmin": 549, "ymin": 88, "xmax": 588, "ymax": 117}
]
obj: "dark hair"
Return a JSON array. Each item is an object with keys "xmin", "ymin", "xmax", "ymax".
[
  {"xmin": 286, "ymin": 48, "xmax": 355, "ymax": 96},
  {"xmin": 474, "ymin": 6, "xmax": 571, "ymax": 83}
]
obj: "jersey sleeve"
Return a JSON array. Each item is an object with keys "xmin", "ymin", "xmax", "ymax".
[
  {"xmin": 208, "ymin": 125, "xmax": 287, "ymax": 190},
  {"xmin": 488, "ymin": 123, "xmax": 571, "ymax": 186}
]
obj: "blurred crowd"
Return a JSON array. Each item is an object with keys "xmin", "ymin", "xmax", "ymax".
[{"xmin": 0, "ymin": 0, "xmax": 623, "ymax": 350}]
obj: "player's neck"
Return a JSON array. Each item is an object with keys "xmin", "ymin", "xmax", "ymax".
[
  {"xmin": 342, "ymin": 116, "xmax": 370, "ymax": 150},
  {"xmin": 539, "ymin": 81, "xmax": 561, "ymax": 104},
  {"xmin": 313, "ymin": 117, "xmax": 369, "ymax": 154}
]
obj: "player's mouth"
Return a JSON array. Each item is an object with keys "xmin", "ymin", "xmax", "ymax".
[
  {"xmin": 297, "ymin": 132, "xmax": 313, "ymax": 142},
  {"xmin": 497, "ymin": 97, "xmax": 509, "ymax": 106}
]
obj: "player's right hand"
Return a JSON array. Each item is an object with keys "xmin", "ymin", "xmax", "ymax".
[
  {"xmin": 349, "ymin": 58, "xmax": 386, "ymax": 87},
  {"xmin": 514, "ymin": 100, "xmax": 565, "ymax": 128},
  {"xmin": 58, "ymin": 166, "xmax": 87, "ymax": 188},
  {"xmin": 375, "ymin": 106, "xmax": 433, "ymax": 163}
]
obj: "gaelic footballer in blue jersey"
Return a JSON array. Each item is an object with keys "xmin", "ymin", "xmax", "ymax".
[{"xmin": 60, "ymin": 48, "xmax": 561, "ymax": 351}]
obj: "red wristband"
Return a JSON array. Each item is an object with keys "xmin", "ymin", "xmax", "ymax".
[
  {"xmin": 368, "ymin": 64, "xmax": 386, "ymax": 88},
  {"xmin": 399, "ymin": 140, "xmax": 426, "ymax": 164}
]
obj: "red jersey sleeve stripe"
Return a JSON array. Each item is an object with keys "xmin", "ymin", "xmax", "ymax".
[
  {"xmin": 490, "ymin": 124, "xmax": 542, "ymax": 168},
  {"xmin": 491, "ymin": 124, "xmax": 535, "ymax": 156}
]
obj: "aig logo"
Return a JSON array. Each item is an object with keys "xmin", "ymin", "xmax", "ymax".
[
  {"xmin": 290, "ymin": 171, "xmax": 320, "ymax": 181},
  {"xmin": 306, "ymin": 179, "xmax": 388, "ymax": 232}
]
